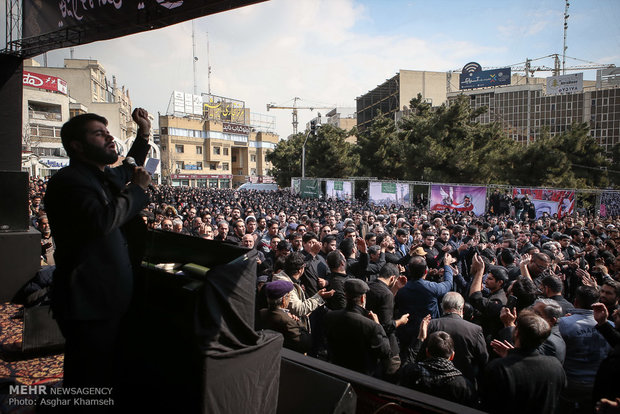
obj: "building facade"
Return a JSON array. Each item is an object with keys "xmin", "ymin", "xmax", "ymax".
[
  {"xmin": 356, "ymin": 70, "xmax": 450, "ymax": 132},
  {"xmin": 159, "ymin": 114, "xmax": 278, "ymax": 188},
  {"xmin": 21, "ymin": 58, "xmax": 156, "ymax": 178},
  {"xmin": 447, "ymin": 80, "xmax": 620, "ymax": 152}
]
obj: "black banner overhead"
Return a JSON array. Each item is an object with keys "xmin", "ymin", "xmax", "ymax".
[{"xmin": 19, "ymin": 0, "xmax": 266, "ymax": 58}]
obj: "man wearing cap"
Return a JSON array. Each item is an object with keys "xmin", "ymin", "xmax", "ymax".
[
  {"xmin": 259, "ymin": 280, "xmax": 312, "ymax": 354},
  {"xmin": 272, "ymin": 252, "xmax": 334, "ymax": 331},
  {"xmin": 324, "ymin": 278, "xmax": 392, "ymax": 376}
]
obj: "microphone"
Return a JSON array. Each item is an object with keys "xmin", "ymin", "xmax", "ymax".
[
  {"xmin": 123, "ymin": 156, "xmax": 138, "ymax": 168},
  {"xmin": 124, "ymin": 156, "xmax": 154, "ymax": 190}
]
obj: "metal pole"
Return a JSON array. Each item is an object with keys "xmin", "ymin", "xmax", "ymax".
[
  {"xmin": 302, "ymin": 130, "xmax": 311, "ymax": 178},
  {"xmin": 302, "ymin": 144, "xmax": 305, "ymax": 178}
]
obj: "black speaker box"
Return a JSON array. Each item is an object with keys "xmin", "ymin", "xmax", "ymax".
[
  {"xmin": 278, "ymin": 357, "xmax": 356, "ymax": 414},
  {"xmin": 0, "ymin": 228, "xmax": 41, "ymax": 302},
  {"xmin": 0, "ymin": 170, "xmax": 29, "ymax": 231}
]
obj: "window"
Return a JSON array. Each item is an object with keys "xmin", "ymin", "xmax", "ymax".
[
  {"xmin": 251, "ymin": 168, "xmax": 257, "ymax": 175},
  {"xmin": 223, "ymin": 147, "xmax": 229, "ymax": 155},
  {"xmin": 210, "ymin": 163, "xmax": 217, "ymax": 170},
  {"xmin": 196, "ymin": 146, "xmax": 202, "ymax": 154},
  {"xmin": 250, "ymin": 154, "xmax": 257, "ymax": 162},
  {"xmin": 175, "ymin": 145, "xmax": 184, "ymax": 153},
  {"xmin": 197, "ymin": 162, "xmax": 203, "ymax": 170},
  {"xmin": 213, "ymin": 146, "xmax": 221, "ymax": 155},
  {"xmin": 237, "ymin": 169, "xmax": 243, "ymax": 175},
  {"xmin": 175, "ymin": 161, "xmax": 185, "ymax": 170},
  {"xmin": 222, "ymin": 163, "xmax": 229, "ymax": 171},
  {"xmin": 162, "ymin": 145, "xmax": 166, "ymax": 151},
  {"xmin": 232, "ymin": 155, "xmax": 237, "ymax": 162}
]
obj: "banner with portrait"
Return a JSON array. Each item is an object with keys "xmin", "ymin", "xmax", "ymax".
[
  {"xmin": 368, "ymin": 182, "xmax": 410, "ymax": 207},
  {"xmin": 430, "ymin": 184, "xmax": 487, "ymax": 215},
  {"xmin": 512, "ymin": 188, "xmax": 575, "ymax": 219},
  {"xmin": 325, "ymin": 180, "xmax": 353, "ymax": 201},
  {"xmin": 600, "ymin": 191, "xmax": 620, "ymax": 217}
]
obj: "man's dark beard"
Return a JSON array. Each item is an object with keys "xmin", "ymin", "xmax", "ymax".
[{"xmin": 83, "ymin": 141, "xmax": 118, "ymax": 165}]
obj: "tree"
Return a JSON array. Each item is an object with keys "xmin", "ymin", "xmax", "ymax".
[
  {"xmin": 512, "ymin": 124, "xmax": 610, "ymax": 188},
  {"xmin": 398, "ymin": 94, "xmax": 518, "ymax": 183},
  {"xmin": 305, "ymin": 124, "xmax": 360, "ymax": 179},
  {"xmin": 355, "ymin": 112, "xmax": 406, "ymax": 179},
  {"xmin": 266, "ymin": 133, "xmax": 304, "ymax": 187},
  {"xmin": 267, "ymin": 124, "xmax": 359, "ymax": 186}
]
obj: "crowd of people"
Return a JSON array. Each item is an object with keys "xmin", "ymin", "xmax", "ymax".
[{"xmin": 27, "ymin": 178, "xmax": 620, "ymax": 413}]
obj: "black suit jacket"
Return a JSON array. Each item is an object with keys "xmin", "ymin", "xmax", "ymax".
[
  {"xmin": 45, "ymin": 137, "xmax": 150, "ymax": 321},
  {"xmin": 419, "ymin": 313, "xmax": 488, "ymax": 382}
]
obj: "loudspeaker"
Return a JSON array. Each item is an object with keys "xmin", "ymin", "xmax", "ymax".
[
  {"xmin": 22, "ymin": 305, "xmax": 65, "ymax": 354},
  {"xmin": 0, "ymin": 171, "xmax": 29, "ymax": 231},
  {"xmin": 278, "ymin": 357, "xmax": 356, "ymax": 414},
  {"xmin": 0, "ymin": 228, "xmax": 41, "ymax": 302}
]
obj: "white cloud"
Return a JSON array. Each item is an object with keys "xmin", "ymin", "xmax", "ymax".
[{"xmin": 33, "ymin": 0, "xmax": 616, "ymax": 140}]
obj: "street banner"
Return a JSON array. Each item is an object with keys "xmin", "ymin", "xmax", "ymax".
[
  {"xmin": 325, "ymin": 180, "xmax": 353, "ymax": 201},
  {"xmin": 291, "ymin": 178, "xmax": 300, "ymax": 195},
  {"xmin": 299, "ymin": 179, "xmax": 320, "ymax": 199},
  {"xmin": 512, "ymin": 188, "xmax": 575, "ymax": 219},
  {"xmin": 600, "ymin": 191, "xmax": 620, "ymax": 217},
  {"xmin": 430, "ymin": 184, "xmax": 486, "ymax": 215},
  {"xmin": 369, "ymin": 182, "xmax": 410, "ymax": 206}
]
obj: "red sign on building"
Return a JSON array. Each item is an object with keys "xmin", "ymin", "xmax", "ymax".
[{"xmin": 23, "ymin": 71, "xmax": 68, "ymax": 94}]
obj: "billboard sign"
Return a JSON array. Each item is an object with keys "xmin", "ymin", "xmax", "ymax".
[
  {"xmin": 430, "ymin": 185, "xmax": 487, "ymax": 215},
  {"xmin": 223, "ymin": 123, "xmax": 251, "ymax": 135},
  {"xmin": 325, "ymin": 180, "xmax": 353, "ymax": 201},
  {"xmin": 299, "ymin": 179, "xmax": 320, "ymax": 199},
  {"xmin": 600, "ymin": 191, "xmax": 620, "ymax": 217},
  {"xmin": 369, "ymin": 182, "xmax": 410, "ymax": 206},
  {"xmin": 459, "ymin": 62, "xmax": 511, "ymax": 90},
  {"xmin": 512, "ymin": 188, "xmax": 574, "ymax": 219},
  {"xmin": 172, "ymin": 91, "xmax": 202, "ymax": 116},
  {"xmin": 203, "ymin": 94, "xmax": 246, "ymax": 124},
  {"xmin": 23, "ymin": 71, "xmax": 67, "ymax": 94},
  {"xmin": 546, "ymin": 73, "xmax": 583, "ymax": 96}
]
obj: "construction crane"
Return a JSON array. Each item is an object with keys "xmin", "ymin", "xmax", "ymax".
[
  {"xmin": 266, "ymin": 97, "xmax": 333, "ymax": 135},
  {"xmin": 451, "ymin": 54, "xmax": 615, "ymax": 85}
]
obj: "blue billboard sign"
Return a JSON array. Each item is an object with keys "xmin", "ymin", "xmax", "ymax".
[{"xmin": 459, "ymin": 62, "xmax": 511, "ymax": 90}]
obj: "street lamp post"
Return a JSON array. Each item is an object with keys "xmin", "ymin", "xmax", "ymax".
[{"xmin": 301, "ymin": 113, "xmax": 321, "ymax": 179}]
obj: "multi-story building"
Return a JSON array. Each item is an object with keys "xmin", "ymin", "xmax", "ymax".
[
  {"xmin": 307, "ymin": 107, "xmax": 357, "ymax": 144},
  {"xmin": 447, "ymin": 74, "xmax": 619, "ymax": 152},
  {"xmin": 356, "ymin": 70, "xmax": 450, "ymax": 132},
  {"xmin": 159, "ymin": 93, "xmax": 278, "ymax": 188},
  {"xmin": 21, "ymin": 58, "xmax": 155, "ymax": 177}
]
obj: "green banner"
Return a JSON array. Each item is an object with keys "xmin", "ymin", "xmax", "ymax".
[
  {"xmin": 382, "ymin": 182, "xmax": 396, "ymax": 194},
  {"xmin": 300, "ymin": 179, "xmax": 320, "ymax": 198},
  {"xmin": 334, "ymin": 181, "xmax": 343, "ymax": 191}
]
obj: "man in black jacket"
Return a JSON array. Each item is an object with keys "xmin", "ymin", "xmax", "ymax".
[
  {"xmin": 324, "ymin": 279, "xmax": 392, "ymax": 376},
  {"xmin": 419, "ymin": 292, "xmax": 488, "ymax": 383},
  {"xmin": 483, "ymin": 312, "xmax": 566, "ymax": 414},
  {"xmin": 366, "ymin": 264, "xmax": 408, "ymax": 376},
  {"xmin": 45, "ymin": 109, "xmax": 151, "ymax": 394}
]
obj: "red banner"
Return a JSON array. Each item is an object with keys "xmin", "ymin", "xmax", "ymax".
[{"xmin": 23, "ymin": 71, "xmax": 68, "ymax": 94}]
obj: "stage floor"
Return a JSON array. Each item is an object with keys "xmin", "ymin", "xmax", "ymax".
[{"xmin": 0, "ymin": 302, "xmax": 64, "ymax": 413}]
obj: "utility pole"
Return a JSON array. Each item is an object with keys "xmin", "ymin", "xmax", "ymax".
[
  {"xmin": 563, "ymin": 0, "xmax": 570, "ymax": 75},
  {"xmin": 207, "ymin": 32, "xmax": 212, "ymax": 95},
  {"xmin": 192, "ymin": 20, "xmax": 198, "ymax": 95}
]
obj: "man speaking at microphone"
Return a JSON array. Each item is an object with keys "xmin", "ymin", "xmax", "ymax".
[{"xmin": 45, "ymin": 108, "xmax": 151, "ymax": 399}]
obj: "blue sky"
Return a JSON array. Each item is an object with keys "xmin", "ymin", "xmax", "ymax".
[{"xmin": 7, "ymin": 0, "xmax": 620, "ymax": 139}]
